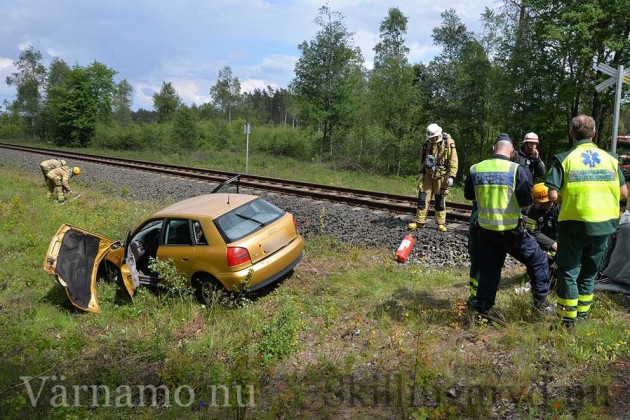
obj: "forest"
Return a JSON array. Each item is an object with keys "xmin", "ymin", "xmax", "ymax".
[{"xmin": 1, "ymin": 1, "xmax": 630, "ymax": 179}]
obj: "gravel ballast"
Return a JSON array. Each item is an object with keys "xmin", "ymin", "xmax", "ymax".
[{"xmin": 0, "ymin": 148, "xmax": 473, "ymax": 269}]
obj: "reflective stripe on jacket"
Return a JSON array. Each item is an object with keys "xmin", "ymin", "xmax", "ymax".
[
  {"xmin": 470, "ymin": 159, "xmax": 521, "ymax": 231},
  {"xmin": 40, "ymin": 159, "xmax": 64, "ymax": 172},
  {"xmin": 558, "ymin": 143, "xmax": 620, "ymax": 223}
]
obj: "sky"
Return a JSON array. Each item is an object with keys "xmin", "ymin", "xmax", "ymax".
[{"xmin": 0, "ymin": 0, "xmax": 499, "ymax": 111}]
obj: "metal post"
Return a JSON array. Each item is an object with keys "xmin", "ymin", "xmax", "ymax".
[
  {"xmin": 611, "ymin": 65, "xmax": 624, "ymax": 154},
  {"xmin": 244, "ymin": 123, "xmax": 250, "ymax": 174}
]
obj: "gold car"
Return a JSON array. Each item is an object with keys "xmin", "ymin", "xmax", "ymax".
[{"xmin": 44, "ymin": 192, "xmax": 304, "ymax": 313}]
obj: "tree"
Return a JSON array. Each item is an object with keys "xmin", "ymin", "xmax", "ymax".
[
  {"xmin": 86, "ymin": 61, "xmax": 117, "ymax": 122},
  {"xmin": 46, "ymin": 62, "xmax": 117, "ymax": 147},
  {"xmin": 113, "ymin": 79, "xmax": 133, "ymax": 125},
  {"xmin": 172, "ymin": 105, "xmax": 199, "ymax": 150},
  {"xmin": 369, "ymin": 7, "xmax": 418, "ymax": 175},
  {"xmin": 209, "ymin": 66, "xmax": 241, "ymax": 124},
  {"xmin": 5, "ymin": 46, "xmax": 47, "ymax": 139},
  {"xmin": 290, "ymin": 5, "xmax": 365, "ymax": 155},
  {"xmin": 426, "ymin": 9, "xmax": 493, "ymax": 172},
  {"xmin": 41, "ymin": 58, "xmax": 71, "ymax": 140},
  {"xmin": 153, "ymin": 82, "xmax": 181, "ymax": 123}
]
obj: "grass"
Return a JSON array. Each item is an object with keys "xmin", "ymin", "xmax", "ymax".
[{"xmin": 0, "ymin": 165, "xmax": 628, "ymax": 418}]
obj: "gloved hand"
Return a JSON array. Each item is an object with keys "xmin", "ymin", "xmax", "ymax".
[
  {"xmin": 446, "ymin": 177, "xmax": 454, "ymax": 187},
  {"xmin": 524, "ymin": 217, "xmax": 537, "ymax": 231}
]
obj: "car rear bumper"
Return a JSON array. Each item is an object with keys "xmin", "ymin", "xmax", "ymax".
[
  {"xmin": 248, "ymin": 253, "xmax": 302, "ymax": 292},
  {"xmin": 219, "ymin": 236, "xmax": 304, "ymax": 291}
]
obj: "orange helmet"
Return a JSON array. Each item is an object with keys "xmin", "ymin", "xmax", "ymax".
[{"xmin": 532, "ymin": 183, "xmax": 549, "ymax": 202}]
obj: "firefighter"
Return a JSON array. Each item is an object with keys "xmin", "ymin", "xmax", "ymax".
[
  {"xmin": 525, "ymin": 183, "xmax": 559, "ymax": 253},
  {"xmin": 545, "ymin": 115, "xmax": 628, "ymax": 325},
  {"xmin": 515, "ymin": 132, "xmax": 546, "ymax": 184},
  {"xmin": 526, "ymin": 183, "xmax": 560, "ymax": 291},
  {"xmin": 46, "ymin": 166, "xmax": 80, "ymax": 203},
  {"xmin": 39, "ymin": 158, "xmax": 67, "ymax": 181},
  {"xmin": 464, "ymin": 133, "xmax": 552, "ymax": 317},
  {"xmin": 413, "ymin": 123, "xmax": 458, "ymax": 232}
]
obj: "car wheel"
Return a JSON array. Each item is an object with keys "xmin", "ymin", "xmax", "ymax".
[
  {"xmin": 194, "ymin": 275, "xmax": 225, "ymax": 307},
  {"xmin": 100, "ymin": 262, "xmax": 121, "ymax": 284}
]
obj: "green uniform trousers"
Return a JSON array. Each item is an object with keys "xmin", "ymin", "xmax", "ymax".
[{"xmin": 555, "ymin": 230, "xmax": 608, "ymax": 322}]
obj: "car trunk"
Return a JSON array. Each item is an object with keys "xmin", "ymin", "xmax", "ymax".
[{"xmin": 241, "ymin": 215, "xmax": 296, "ymax": 265}]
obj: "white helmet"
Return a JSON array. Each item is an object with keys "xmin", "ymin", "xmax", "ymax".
[
  {"xmin": 523, "ymin": 132, "xmax": 539, "ymax": 144},
  {"xmin": 426, "ymin": 123, "xmax": 442, "ymax": 140}
]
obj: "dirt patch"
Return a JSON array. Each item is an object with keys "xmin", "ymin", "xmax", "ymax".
[{"xmin": 607, "ymin": 357, "xmax": 630, "ymax": 418}]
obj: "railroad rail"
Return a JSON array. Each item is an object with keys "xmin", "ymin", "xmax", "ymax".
[{"xmin": 0, "ymin": 142, "xmax": 473, "ymax": 222}]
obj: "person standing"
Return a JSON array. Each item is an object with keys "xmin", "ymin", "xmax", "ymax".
[
  {"xmin": 414, "ymin": 123, "xmax": 458, "ymax": 232},
  {"xmin": 465, "ymin": 133, "xmax": 551, "ymax": 316},
  {"xmin": 545, "ymin": 115, "xmax": 628, "ymax": 325},
  {"xmin": 46, "ymin": 165, "xmax": 80, "ymax": 203},
  {"xmin": 515, "ymin": 132, "xmax": 546, "ymax": 184}
]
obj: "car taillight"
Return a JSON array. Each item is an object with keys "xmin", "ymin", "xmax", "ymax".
[
  {"xmin": 227, "ymin": 247, "xmax": 251, "ymax": 267},
  {"xmin": 293, "ymin": 216, "xmax": 299, "ymax": 233}
]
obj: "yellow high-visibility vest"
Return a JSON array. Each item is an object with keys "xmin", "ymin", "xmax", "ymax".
[
  {"xmin": 470, "ymin": 159, "xmax": 520, "ymax": 231},
  {"xmin": 559, "ymin": 142, "xmax": 619, "ymax": 223}
]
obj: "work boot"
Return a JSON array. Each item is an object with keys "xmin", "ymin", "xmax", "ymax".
[
  {"xmin": 534, "ymin": 299, "xmax": 556, "ymax": 315},
  {"xmin": 415, "ymin": 209, "xmax": 427, "ymax": 223},
  {"xmin": 435, "ymin": 210, "xmax": 447, "ymax": 226},
  {"xmin": 437, "ymin": 224, "xmax": 447, "ymax": 232}
]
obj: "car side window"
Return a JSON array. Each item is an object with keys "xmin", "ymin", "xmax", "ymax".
[
  {"xmin": 193, "ymin": 220, "xmax": 207, "ymax": 245},
  {"xmin": 165, "ymin": 219, "xmax": 192, "ymax": 245}
]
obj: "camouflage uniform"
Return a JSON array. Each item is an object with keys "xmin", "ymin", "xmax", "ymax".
[
  {"xmin": 416, "ymin": 133, "xmax": 458, "ymax": 228},
  {"xmin": 46, "ymin": 166, "xmax": 73, "ymax": 202}
]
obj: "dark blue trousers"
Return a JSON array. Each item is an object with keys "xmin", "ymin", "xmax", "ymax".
[{"xmin": 474, "ymin": 226, "xmax": 550, "ymax": 311}]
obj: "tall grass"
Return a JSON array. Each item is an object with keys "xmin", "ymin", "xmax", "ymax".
[{"xmin": 0, "ymin": 167, "xmax": 627, "ymax": 418}]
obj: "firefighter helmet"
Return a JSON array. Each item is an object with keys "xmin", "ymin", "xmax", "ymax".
[
  {"xmin": 426, "ymin": 123, "xmax": 442, "ymax": 140},
  {"xmin": 72, "ymin": 167, "xmax": 81, "ymax": 176},
  {"xmin": 523, "ymin": 132, "xmax": 539, "ymax": 144},
  {"xmin": 532, "ymin": 182, "xmax": 549, "ymax": 202}
]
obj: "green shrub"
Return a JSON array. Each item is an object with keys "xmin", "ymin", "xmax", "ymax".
[{"xmin": 257, "ymin": 298, "xmax": 301, "ymax": 364}]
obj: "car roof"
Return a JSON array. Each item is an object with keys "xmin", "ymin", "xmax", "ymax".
[{"xmin": 152, "ymin": 193, "xmax": 258, "ymax": 219}]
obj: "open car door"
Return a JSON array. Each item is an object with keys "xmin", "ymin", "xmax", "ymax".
[{"xmin": 43, "ymin": 224, "xmax": 134, "ymax": 313}]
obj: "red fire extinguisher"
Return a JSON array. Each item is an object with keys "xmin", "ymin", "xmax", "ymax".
[{"xmin": 395, "ymin": 234, "xmax": 415, "ymax": 263}]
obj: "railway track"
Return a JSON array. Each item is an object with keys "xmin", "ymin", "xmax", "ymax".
[{"xmin": 0, "ymin": 142, "xmax": 473, "ymax": 222}]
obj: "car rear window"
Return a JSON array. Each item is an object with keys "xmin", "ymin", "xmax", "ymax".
[{"xmin": 214, "ymin": 198, "xmax": 285, "ymax": 243}]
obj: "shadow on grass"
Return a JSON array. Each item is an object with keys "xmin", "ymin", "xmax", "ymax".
[
  {"xmin": 40, "ymin": 284, "xmax": 80, "ymax": 313},
  {"xmin": 372, "ymin": 286, "xmax": 452, "ymax": 323}
]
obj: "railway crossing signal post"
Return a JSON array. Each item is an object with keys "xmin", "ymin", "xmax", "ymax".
[
  {"xmin": 595, "ymin": 62, "xmax": 630, "ymax": 153},
  {"xmin": 244, "ymin": 122, "xmax": 251, "ymax": 175}
]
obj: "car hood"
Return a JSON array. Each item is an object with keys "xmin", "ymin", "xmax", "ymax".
[{"xmin": 43, "ymin": 224, "xmax": 124, "ymax": 313}]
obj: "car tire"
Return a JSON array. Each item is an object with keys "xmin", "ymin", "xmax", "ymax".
[
  {"xmin": 100, "ymin": 262, "xmax": 121, "ymax": 284},
  {"xmin": 193, "ymin": 274, "xmax": 225, "ymax": 307}
]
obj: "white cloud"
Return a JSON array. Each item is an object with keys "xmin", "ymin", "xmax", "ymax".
[
  {"xmin": 0, "ymin": 0, "xmax": 499, "ymax": 110},
  {"xmin": 172, "ymin": 79, "xmax": 211, "ymax": 106},
  {"xmin": 0, "ymin": 58, "xmax": 14, "ymax": 71},
  {"xmin": 241, "ymin": 79, "xmax": 271, "ymax": 94},
  {"xmin": 133, "ymin": 82, "xmax": 160, "ymax": 111}
]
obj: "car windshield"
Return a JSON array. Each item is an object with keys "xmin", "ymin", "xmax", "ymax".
[{"xmin": 214, "ymin": 198, "xmax": 284, "ymax": 243}]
